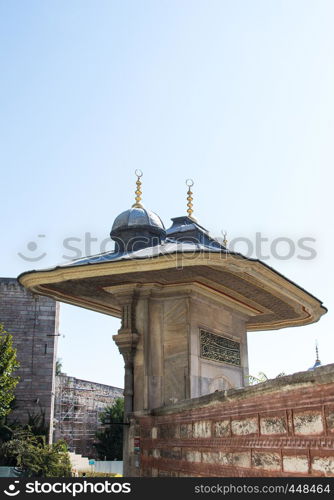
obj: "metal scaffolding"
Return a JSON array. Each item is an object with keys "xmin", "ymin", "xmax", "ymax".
[{"xmin": 54, "ymin": 376, "xmax": 123, "ymax": 457}]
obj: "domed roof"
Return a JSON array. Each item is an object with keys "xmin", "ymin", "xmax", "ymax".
[
  {"xmin": 110, "ymin": 172, "xmax": 166, "ymax": 252},
  {"xmin": 112, "ymin": 206, "xmax": 165, "ymax": 232}
]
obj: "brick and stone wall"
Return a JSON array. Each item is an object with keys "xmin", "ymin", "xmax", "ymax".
[
  {"xmin": 134, "ymin": 364, "xmax": 334, "ymax": 477},
  {"xmin": 0, "ymin": 278, "xmax": 58, "ymax": 441}
]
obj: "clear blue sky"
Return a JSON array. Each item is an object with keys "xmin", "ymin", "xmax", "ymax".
[{"xmin": 1, "ymin": 0, "xmax": 333, "ymax": 388}]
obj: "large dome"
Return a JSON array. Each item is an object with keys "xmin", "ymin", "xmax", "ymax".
[{"xmin": 112, "ymin": 206, "xmax": 165, "ymax": 232}]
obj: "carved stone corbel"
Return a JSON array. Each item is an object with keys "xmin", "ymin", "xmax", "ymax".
[{"xmin": 112, "ymin": 287, "xmax": 140, "ymax": 418}]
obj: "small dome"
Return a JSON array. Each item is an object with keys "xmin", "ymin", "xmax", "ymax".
[
  {"xmin": 112, "ymin": 206, "xmax": 165, "ymax": 232},
  {"xmin": 110, "ymin": 205, "xmax": 166, "ymax": 253}
]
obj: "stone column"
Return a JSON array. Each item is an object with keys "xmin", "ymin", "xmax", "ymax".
[
  {"xmin": 147, "ymin": 298, "xmax": 163, "ymax": 409},
  {"xmin": 112, "ymin": 290, "xmax": 139, "ymax": 476}
]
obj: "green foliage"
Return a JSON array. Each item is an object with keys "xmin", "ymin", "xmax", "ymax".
[
  {"xmin": 0, "ymin": 428, "xmax": 72, "ymax": 477},
  {"xmin": 248, "ymin": 372, "xmax": 268, "ymax": 385},
  {"xmin": 55, "ymin": 358, "xmax": 62, "ymax": 375},
  {"xmin": 94, "ymin": 398, "xmax": 124, "ymax": 460},
  {"xmin": 0, "ymin": 323, "xmax": 20, "ymax": 419},
  {"xmin": 0, "ymin": 419, "xmax": 14, "ymax": 443},
  {"xmin": 26, "ymin": 410, "xmax": 49, "ymax": 437},
  {"xmin": 0, "ymin": 409, "xmax": 48, "ymax": 446},
  {"xmin": 248, "ymin": 371, "xmax": 287, "ymax": 385},
  {"xmin": 0, "ymin": 325, "xmax": 70, "ymax": 477},
  {"xmin": 0, "ymin": 410, "xmax": 71, "ymax": 477}
]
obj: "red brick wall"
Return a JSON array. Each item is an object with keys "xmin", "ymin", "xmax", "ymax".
[{"xmin": 135, "ymin": 365, "xmax": 334, "ymax": 477}]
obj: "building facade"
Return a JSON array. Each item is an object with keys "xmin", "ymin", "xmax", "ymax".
[
  {"xmin": 0, "ymin": 277, "xmax": 58, "ymax": 442},
  {"xmin": 54, "ymin": 374, "xmax": 123, "ymax": 458}
]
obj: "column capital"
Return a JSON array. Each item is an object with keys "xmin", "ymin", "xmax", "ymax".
[{"xmin": 113, "ymin": 331, "xmax": 139, "ymax": 363}]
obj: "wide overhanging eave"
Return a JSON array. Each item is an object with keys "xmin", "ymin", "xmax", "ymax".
[{"xmin": 18, "ymin": 250, "xmax": 327, "ymax": 329}]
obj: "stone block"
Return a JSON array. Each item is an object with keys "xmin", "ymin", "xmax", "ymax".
[
  {"xmin": 233, "ymin": 452, "xmax": 251, "ymax": 468},
  {"xmin": 283, "ymin": 455, "xmax": 309, "ymax": 474},
  {"xmin": 294, "ymin": 411, "xmax": 323, "ymax": 435},
  {"xmin": 161, "ymin": 447, "xmax": 181, "ymax": 460},
  {"xmin": 159, "ymin": 424, "xmax": 175, "ymax": 439},
  {"xmin": 213, "ymin": 419, "xmax": 230, "ymax": 437},
  {"xmin": 252, "ymin": 451, "xmax": 281, "ymax": 471},
  {"xmin": 219, "ymin": 452, "xmax": 233, "ymax": 466},
  {"xmin": 231, "ymin": 417, "xmax": 258, "ymax": 435},
  {"xmin": 202, "ymin": 452, "xmax": 220, "ymax": 464},
  {"xmin": 180, "ymin": 423, "xmax": 192, "ymax": 439},
  {"xmin": 185, "ymin": 450, "xmax": 202, "ymax": 463},
  {"xmin": 260, "ymin": 416, "xmax": 287, "ymax": 435},
  {"xmin": 193, "ymin": 420, "xmax": 211, "ymax": 438},
  {"xmin": 151, "ymin": 427, "xmax": 158, "ymax": 439},
  {"xmin": 326, "ymin": 409, "xmax": 334, "ymax": 433},
  {"xmin": 312, "ymin": 456, "xmax": 334, "ymax": 475}
]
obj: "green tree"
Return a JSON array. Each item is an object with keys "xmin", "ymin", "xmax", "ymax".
[
  {"xmin": 26, "ymin": 410, "xmax": 49, "ymax": 437},
  {"xmin": 0, "ymin": 429, "xmax": 72, "ymax": 477},
  {"xmin": 94, "ymin": 398, "xmax": 124, "ymax": 460},
  {"xmin": 0, "ymin": 323, "xmax": 20, "ymax": 419},
  {"xmin": 55, "ymin": 358, "xmax": 62, "ymax": 375}
]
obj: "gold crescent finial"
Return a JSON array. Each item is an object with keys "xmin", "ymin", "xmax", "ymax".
[
  {"xmin": 315, "ymin": 340, "xmax": 320, "ymax": 362},
  {"xmin": 222, "ymin": 231, "xmax": 228, "ymax": 247},
  {"xmin": 186, "ymin": 178, "xmax": 194, "ymax": 218},
  {"xmin": 133, "ymin": 170, "xmax": 143, "ymax": 208}
]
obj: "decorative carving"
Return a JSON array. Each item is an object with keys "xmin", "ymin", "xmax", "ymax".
[
  {"xmin": 208, "ymin": 375, "xmax": 233, "ymax": 393},
  {"xmin": 200, "ymin": 329, "xmax": 240, "ymax": 366},
  {"xmin": 113, "ymin": 288, "xmax": 139, "ymax": 335},
  {"xmin": 113, "ymin": 332, "xmax": 139, "ymax": 360}
]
